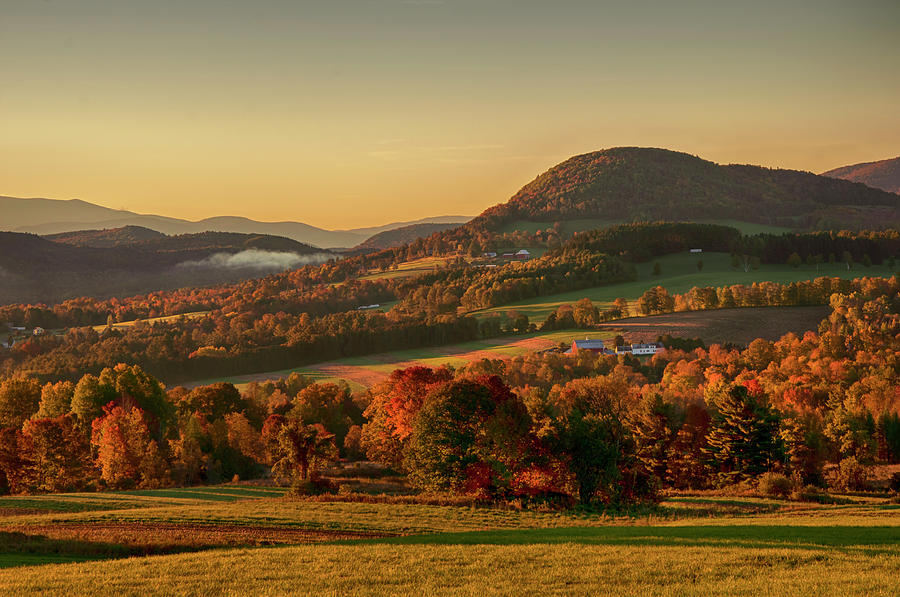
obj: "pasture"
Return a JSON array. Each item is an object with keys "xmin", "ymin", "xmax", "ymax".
[
  {"xmin": 471, "ymin": 251, "xmax": 897, "ymax": 323},
  {"xmin": 359, "ymin": 256, "xmax": 458, "ymax": 281},
  {"xmin": 191, "ymin": 329, "xmax": 614, "ymax": 391},
  {"xmin": 90, "ymin": 311, "xmax": 210, "ymax": 333},
  {"xmin": 0, "ymin": 485, "xmax": 897, "ymax": 595}
]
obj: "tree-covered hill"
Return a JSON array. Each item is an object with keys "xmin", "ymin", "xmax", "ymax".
[
  {"xmin": 0, "ymin": 231, "xmax": 333, "ymax": 305},
  {"xmin": 353, "ymin": 223, "xmax": 463, "ymax": 252},
  {"xmin": 44, "ymin": 228, "xmax": 325, "ymax": 255},
  {"xmin": 822, "ymin": 156, "xmax": 900, "ymax": 195},
  {"xmin": 469, "ymin": 147, "xmax": 900, "ymax": 232}
]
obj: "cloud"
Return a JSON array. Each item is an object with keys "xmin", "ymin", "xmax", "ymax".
[{"xmin": 177, "ymin": 249, "xmax": 332, "ymax": 271}]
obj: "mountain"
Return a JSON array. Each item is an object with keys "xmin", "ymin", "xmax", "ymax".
[
  {"xmin": 0, "ymin": 196, "xmax": 471, "ymax": 248},
  {"xmin": 0, "ymin": 230, "xmax": 332, "ymax": 305},
  {"xmin": 45, "ymin": 226, "xmax": 166, "ymax": 247},
  {"xmin": 469, "ymin": 147, "xmax": 900, "ymax": 232},
  {"xmin": 821, "ymin": 157, "xmax": 900, "ymax": 194},
  {"xmin": 353, "ymin": 222, "xmax": 464, "ymax": 251}
]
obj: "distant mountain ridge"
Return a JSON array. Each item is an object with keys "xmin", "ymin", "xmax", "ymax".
[
  {"xmin": 353, "ymin": 222, "xmax": 464, "ymax": 251},
  {"xmin": 0, "ymin": 195, "xmax": 471, "ymax": 248},
  {"xmin": 467, "ymin": 147, "xmax": 900, "ymax": 232},
  {"xmin": 0, "ymin": 229, "xmax": 332, "ymax": 304},
  {"xmin": 821, "ymin": 157, "xmax": 900, "ymax": 194}
]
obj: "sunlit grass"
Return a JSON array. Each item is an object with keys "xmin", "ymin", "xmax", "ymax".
[{"xmin": 471, "ymin": 252, "xmax": 897, "ymax": 322}]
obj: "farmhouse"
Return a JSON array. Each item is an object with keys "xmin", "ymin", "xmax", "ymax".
[
  {"xmin": 630, "ymin": 342, "xmax": 663, "ymax": 355},
  {"xmin": 615, "ymin": 342, "xmax": 663, "ymax": 356},
  {"xmin": 515, "ymin": 249, "xmax": 531, "ymax": 261}
]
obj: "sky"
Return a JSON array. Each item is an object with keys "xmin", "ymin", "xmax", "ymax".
[{"xmin": 1, "ymin": 0, "xmax": 898, "ymax": 229}]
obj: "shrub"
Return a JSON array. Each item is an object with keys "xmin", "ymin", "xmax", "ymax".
[
  {"xmin": 889, "ymin": 472, "xmax": 900, "ymax": 494},
  {"xmin": 758, "ymin": 472, "xmax": 792, "ymax": 498},
  {"xmin": 828, "ymin": 457, "xmax": 870, "ymax": 492},
  {"xmin": 289, "ymin": 474, "xmax": 338, "ymax": 496}
]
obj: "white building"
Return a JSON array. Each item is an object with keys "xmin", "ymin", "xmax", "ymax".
[{"xmin": 630, "ymin": 342, "xmax": 663, "ymax": 355}]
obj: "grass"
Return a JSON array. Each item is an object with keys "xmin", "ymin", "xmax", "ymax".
[
  {"xmin": 188, "ymin": 252, "xmax": 896, "ymax": 391},
  {"xmin": 90, "ymin": 311, "xmax": 210, "ymax": 332},
  {"xmin": 0, "ymin": 487, "xmax": 897, "ymax": 595},
  {"xmin": 471, "ymin": 252, "xmax": 898, "ymax": 323},
  {"xmin": 192, "ymin": 329, "xmax": 614, "ymax": 390},
  {"xmin": 359, "ymin": 256, "xmax": 458, "ymax": 281}
]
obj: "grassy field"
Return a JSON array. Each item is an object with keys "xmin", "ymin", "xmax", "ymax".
[
  {"xmin": 472, "ymin": 251, "xmax": 897, "ymax": 323},
  {"xmin": 359, "ymin": 256, "xmax": 458, "ymax": 281},
  {"xmin": 0, "ymin": 485, "xmax": 896, "ymax": 595},
  {"xmin": 189, "ymin": 329, "xmax": 614, "ymax": 391},
  {"xmin": 90, "ymin": 311, "xmax": 210, "ymax": 332},
  {"xmin": 183, "ymin": 251, "xmax": 897, "ymax": 391}
]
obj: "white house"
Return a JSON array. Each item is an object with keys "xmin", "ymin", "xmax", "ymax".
[
  {"xmin": 689, "ymin": 248, "xmax": 703, "ymax": 253},
  {"xmin": 631, "ymin": 342, "xmax": 663, "ymax": 355}
]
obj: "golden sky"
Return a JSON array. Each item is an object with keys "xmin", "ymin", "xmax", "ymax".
[{"xmin": 1, "ymin": 0, "xmax": 898, "ymax": 228}]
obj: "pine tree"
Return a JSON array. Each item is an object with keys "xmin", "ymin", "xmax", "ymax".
[{"xmin": 704, "ymin": 384, "xmax": 783, "ymax": 485}]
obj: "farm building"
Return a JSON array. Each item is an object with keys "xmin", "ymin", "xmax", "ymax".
[
  {"xmin": 615, "ymin": 342, "xmax": 663, "ymax": 356},
  {"xmin": 566, "ymin": 339, "xmax": 615, "ymax": 355},
  {"xmin": 515, "ymin": 249, "xmax": 531, "ymax": 260},
  {"xmin": 630, "ymin": 342, "xmax": 663, "ymax": 355}
]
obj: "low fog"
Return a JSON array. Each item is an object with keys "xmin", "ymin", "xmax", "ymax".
[{"xmin": 177, "ymin": 249, "xmax": 333, "ymax": 271}]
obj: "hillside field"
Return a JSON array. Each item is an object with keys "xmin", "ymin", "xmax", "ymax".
[
  {"xmin": 0, "ymin": 485, "xmax": 897, "ymax": 595},
  {"xmin": 599, "ymin": 306, "xmax": 830, "ymax": 346},
  {"xmin": 191, "ymin": 304, "xmax": 831, "ymax": 390},
  {"xmin": 188, "ymin": 329, "xmax": 614, "ymax": 391},
  {"xmin": 471, "ymin": 251, "xmax": 898, "ymax": 323}
]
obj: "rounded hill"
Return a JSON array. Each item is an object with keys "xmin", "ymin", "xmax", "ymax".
[{"xmin": 470, "ymin": 147, "xmax": 900, "ymax": 231}]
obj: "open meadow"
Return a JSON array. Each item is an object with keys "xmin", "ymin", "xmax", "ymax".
[
  {"xmin": 188, "ymin": 329, "xmax": 614, "ymax": 391},
  {"xmin": 0, "ymin": 485, "xmax": 897, "ymax": 595},
  {"xmin": 471, "ymin": 251, "xmax": 898, "ymax": 322},
  {"xmin": 192, "ymin": 302, "xmax": 834, "ymax": 391}
]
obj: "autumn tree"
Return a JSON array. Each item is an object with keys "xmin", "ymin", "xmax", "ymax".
[
  {"xmin": 262, "ymin": 415, "xmax": 337, "ymax": 488},
  {"xmin": 0, "ymin": 377, "xmax": 41, "ymax": 428},
  {"xmin": 35, "ymin": 381, "xmax": 75, "ymax": 419},
  {"xmin": 91, "ymin": 405, "xmax": 168, "ymax": 489},
  {"xmin": 361, "ymin": 366, "xmax": 453, "ymax": 470},
  {"xmin": 20, "ymin": 415, "xmax": 95, "ymax": 492},
  {"xmin": 406, "ymin": 376, "xmax": 533, "ymax": 497}
]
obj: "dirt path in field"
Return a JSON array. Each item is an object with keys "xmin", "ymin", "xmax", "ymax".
[
  {"xmin": 2, "ymin": 522, "xmax": 394, "ymax": 548},
  {"xmin": 597, "ymin": 306, "xmax": 830, "ymax": 346}
]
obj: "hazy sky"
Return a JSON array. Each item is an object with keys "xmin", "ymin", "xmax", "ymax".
[{"xmin": 1, "ymin": 0, "xmax": 898, "ymax": 228}]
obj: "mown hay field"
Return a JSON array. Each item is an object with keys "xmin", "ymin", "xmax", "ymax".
[{"xmin": 0, "ymin": 485, "xmax": 897, "ymax": 595}]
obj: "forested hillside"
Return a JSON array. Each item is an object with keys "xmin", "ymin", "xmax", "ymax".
[
  {"xmin": 0, "ymin": 231, "xmax": 332, "ymax": 304},
  {"xmin": 822, "ymin": 156, "xmax": 900, "ymax": 195},
  {"xmin": 469, "ymin": 147, "xmax": 899, "ymax": 232}
]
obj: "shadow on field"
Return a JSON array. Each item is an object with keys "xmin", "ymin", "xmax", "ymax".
[
  {"xmin": 357, "ymin": 525, "xmax": 900, "ymax": 554},
  {"xmin": 0, "ymin": 530, "xmax": 201, "ymax": 568}
]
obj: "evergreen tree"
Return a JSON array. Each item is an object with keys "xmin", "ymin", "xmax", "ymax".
[{"xmin": 704, "ymin": 384, "xmax": 783, "ymax": 485}]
